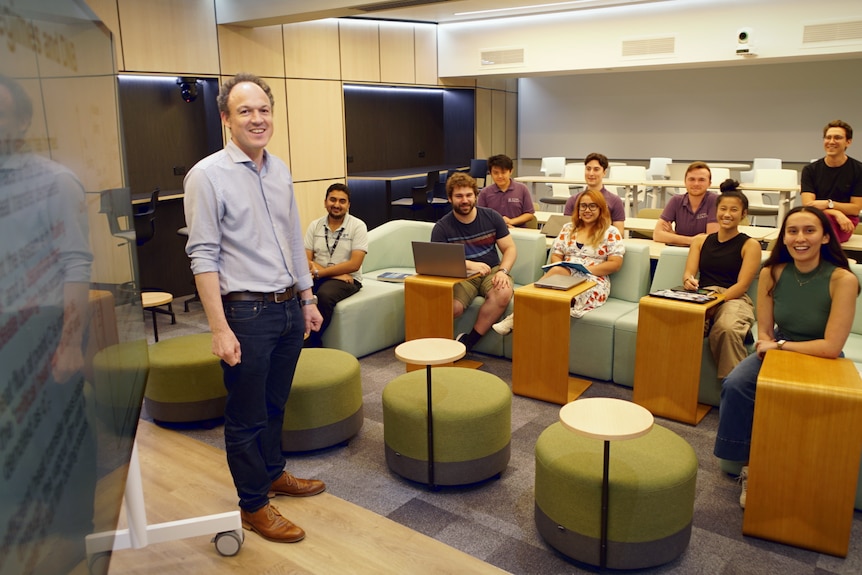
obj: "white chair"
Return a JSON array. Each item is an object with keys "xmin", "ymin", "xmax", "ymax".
[
  {"xmin": 740, "ymin": 158, "xmax": 782, "ymax": 183},
  {"xmin": 643, "ymin": 157, "xmax": 672, "ymax": 207},
  {"xmin": 564, "ymin": 162, "xmax": 585, "ymax": 194},
  {"xmin": 709, "ymin": 167, "xmax": 730, "ymax": 186},
  {"xmin": 537, "ymin": 156, "xmax": 568, "ymax": 211},
  {"xmin": 539, "ymin": 183, "xmax": 572, "ymax": 212},
  {"xmin": 743, "ymin": 168, "xmax": 795, "ymax": 226},
  {"xmin": 608, "ymin": 165, "xmax": 647, "ymax": 216}
]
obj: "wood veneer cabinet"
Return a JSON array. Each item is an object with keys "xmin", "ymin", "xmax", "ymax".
[
  {"xmin": 117, "ymin": 0, "xmax": 219, "ymax": 74},
  {"xmin": 218, "ymin": 25, "xmax": 284, "ymax": 78},
  {"xmin": 380, "ymin": 24, "xmax": 415, "ymax": 85},
  {"xmin": 339, "ymin": 19, "xmax": 380, "ymax": 82},
  {"xmin": 284, "ymin": 20, "xmax": 341, "ymax": 80}
]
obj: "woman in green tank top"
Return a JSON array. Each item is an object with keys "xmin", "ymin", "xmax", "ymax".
[{"xmin": 714, "ymin": 206, "xmax": 859, "ymax": 508}]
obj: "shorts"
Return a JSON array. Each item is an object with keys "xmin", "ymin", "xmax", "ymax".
[{"xmin": 452, "ymin": 265, "xmax": 512, "ymax": 309}]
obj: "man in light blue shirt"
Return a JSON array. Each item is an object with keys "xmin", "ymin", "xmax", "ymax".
[{"xmin": 184, "ymin": 74, "xmax": 325, "ymax": 544}]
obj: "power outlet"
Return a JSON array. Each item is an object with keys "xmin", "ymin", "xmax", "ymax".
[{"xmin": 173, "ymin": 166, "xmax": 187, "ymax": 176}]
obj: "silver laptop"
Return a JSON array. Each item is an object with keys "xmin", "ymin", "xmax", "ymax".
[
  {"xmin": 534, "ymin": 274, "xmax": 587, "ymax": 290},
  {"xmin": 411, "ymin": 241, "xmax": 475, "ymax": 278},
  {"xmin": 542, "ymin": 214, "xmax": 570, "ymax": 238}
]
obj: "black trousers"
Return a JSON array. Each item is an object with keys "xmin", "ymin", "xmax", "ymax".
[{"xmin": 305, "ymin": 278, "xmax": 361, "ymax": 347}]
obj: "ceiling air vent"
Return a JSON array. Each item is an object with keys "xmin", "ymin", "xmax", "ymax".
[
  {"xmin": 480, "ymin": 48, "xmax": 525, "ymax": 67},
  {"xmin": 622, "ymin": 36, "xmax": 675, "ymax": 58},
  {"xmin": 354, "ymin": 0, "xmax": 453, "ymax": 11},
  {"xmin": 802, "ymin": 20, "xmax": 862, "ymax": 44}
]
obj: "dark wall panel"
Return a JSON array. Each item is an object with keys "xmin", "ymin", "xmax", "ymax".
[
  {"xmin": 345, "ymin": 86, "xmax": 474, "ymax": 174},
  {"xmin": 118, "ymin": 76, "xmax": 222, "ymax": 199}
]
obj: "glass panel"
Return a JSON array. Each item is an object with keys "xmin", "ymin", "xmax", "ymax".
[{"xmin": 0, "ymin": 2, "xmax": 144, "ymax": 574}]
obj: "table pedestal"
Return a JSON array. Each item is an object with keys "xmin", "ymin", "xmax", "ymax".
[
  {"xmin": 743, "ymin": 351, "xmax": 862, "ymax": 557},
  {"xmin": 633, "ymin": 294, "xmax": 724, "ymax": 424},
  {"xmin": 394, "ymin": 338, "xmax": 466, "ymax": 489},
  {"xmin": 560, "ymin": 398, "xmax": 654, "ymax": 569},
  {"xmin": 512, "ymin": 282, "xmax": 595, "ymax": 404},
  {"xmin": 404, "ymin": 275, "xmax": 482, "ymax": 371}
]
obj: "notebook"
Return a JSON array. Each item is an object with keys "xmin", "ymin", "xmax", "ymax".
[
  {"xmin": 534, "ymin": 274, "xmax": 588, "ymax": 291},
  {"xmin": 411, "ymin": 241, "xmax": 476, "ymax": 278},
  {"xmin": 542, "ymin": 214, "xmax": 570, "ymax": 238}
]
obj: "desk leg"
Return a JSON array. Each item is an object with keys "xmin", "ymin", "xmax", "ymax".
[
  {"xmin": 384, "ymin": 180, "xmax": 393, "ymax": 222},
  {"xmin": 600, "ymin": 440, "xmax": 610, "ymax": 570},
  {"xmin": 425, "ymin": 364, "xmax": 435, "ymax": 489}
]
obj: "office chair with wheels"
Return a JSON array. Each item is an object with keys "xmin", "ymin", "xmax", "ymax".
[{"xmin": 391, "ymin": 171, "xmax": 446, "ymax": 221}]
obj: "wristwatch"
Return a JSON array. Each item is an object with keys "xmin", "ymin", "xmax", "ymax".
[
  {"xmin": 498, "ymin": 267, "xmax": 510, "ymax": 276},
  {"xmin": 776, "ymin": 339, "xmax": 786, "ymax": 350},
  {"xmin": 828, "ymin": 199, "xmax": 834, "ymax": 209},
  {"xmin": 300, "ymin": 295, "xmax": 319, "ymax": 306}
]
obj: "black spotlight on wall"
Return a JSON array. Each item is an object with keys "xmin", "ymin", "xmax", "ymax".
[{"xmin": 176, "ymin": 77, "xmax": 199, "ymax": 103}]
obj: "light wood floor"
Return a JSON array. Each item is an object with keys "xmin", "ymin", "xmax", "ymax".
[{"xmin": 106, "ymin": 421, "xmax": 509, "ymax": 574}]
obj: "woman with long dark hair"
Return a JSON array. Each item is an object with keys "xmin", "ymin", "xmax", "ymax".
[{"xmin": 713, "ymin": 206, "xmax": 859, "ymax": 507}]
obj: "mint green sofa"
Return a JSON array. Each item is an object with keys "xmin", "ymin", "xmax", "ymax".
[{"xmin": 321, "ymin": 220, "xmax": 547, "ymax": 358}]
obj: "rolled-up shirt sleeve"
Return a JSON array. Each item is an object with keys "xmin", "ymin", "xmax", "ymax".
[{"xmin": 183, "ymin": 166, "xmax": 222, "ymax": 276}]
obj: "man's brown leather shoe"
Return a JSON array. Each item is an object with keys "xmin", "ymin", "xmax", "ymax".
[
  {"xmin": 268, "ymin": 471, "xmax": 326, "ymax": 498},
  {"xmin": 240, "ymin": 503, "xmax": 305, "ymax": 543}
]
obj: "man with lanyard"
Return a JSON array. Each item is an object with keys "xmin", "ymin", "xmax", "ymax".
[
  {"xmin": 304, "ymin": 183, "xmax": 368, "ymax": 348},
  {"xmin": 653, "ymin": 161, "xmax": 719, "ymax": 246},
  {"xmin": 563, "ymin": 152, "xmax": 626, "ymax": 233},
  {"xmin": 431, "ymin": 171, "xmax": 517, "ymax": 352},
  {"xmin": 477, "ymin": 153, "xmax": 535, "ymax": 228},
  {"xmin": 801, "ymin": 119, "xmax": 862, "ymax": 243},
  {"xmin": 184, "ymin": 73, "xmax": 325, "ymax": 544}
]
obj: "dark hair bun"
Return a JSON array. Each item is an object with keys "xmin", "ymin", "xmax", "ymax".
[{"xmin": 719, "ymin": 178, "xmax": 740, "ymax": 193}]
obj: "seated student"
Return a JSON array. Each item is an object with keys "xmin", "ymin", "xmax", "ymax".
[
  {"xmin": 682, "ymin": 181, "xmax": 762, "ymax": 379},
  {"xmin": 653, "ymin": 161, "xmax": 719, "ymax": 246},
  {"xmin": 432, "ymin": 172, "xmax": 517, "ymax": 352},
  {"xmin": 713, "ymin": 206, "xmax": 859, "ymax": 508},
  {"xmin": 563, "ymin": 152, "xmax": 625, "ymax": 233},
  {"xmin": 800, "ymin": 119, "xmax": 862, "ymax": 243},
  {"xmin": 493, "ymin": 189, "xmax": 624, "ymax": 335},
  {"xmin": 304, "ymin": 183, "xmax": 368, "ymax": 348},
  {"xmin": 478, "ymin": 154, "xmax": 535, "ymax": 228}
]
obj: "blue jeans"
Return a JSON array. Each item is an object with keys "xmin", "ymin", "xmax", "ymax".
[
  {"xmin": 221, "ymin": 298, "xmax": 304, "ymax": 512},
  {"xmin": 713, "ymin": 352, "xmax": 763, "ymax": 462}
]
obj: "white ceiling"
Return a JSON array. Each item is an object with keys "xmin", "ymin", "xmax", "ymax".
[{"xmin": 215, "ymin": 0, "xmax": 679, "ymax": 27}]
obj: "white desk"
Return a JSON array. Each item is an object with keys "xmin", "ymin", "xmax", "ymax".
[
  {"xmin": 517, "ymin": 176, "xmax": 800, "ymax": 222},
  {"xmin": 625, "ymin": 217, "xmax": 778, "ymax": 241},
  {"xmin": 560, "ymin": 398, "xmax": 654, "ymax": 569}
]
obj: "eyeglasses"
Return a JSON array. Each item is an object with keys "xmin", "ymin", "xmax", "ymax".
[{"xmin": 578, "ymin": 203, "xmax": 599, "ymax": 212}]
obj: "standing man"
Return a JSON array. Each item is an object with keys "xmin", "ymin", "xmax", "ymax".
[
  {"xmin": 653, "ymin": 161, "xmax": 719, "ymax": 246},
  {"xmin": 801, "ymin": 120, "xmax": 862, "ymax": 243},
  {"xmin": 304, "ymin": 183, "xmax": 368, "ymax": 348},
  {"xmin": 184, "ymin": 73, "xmax": 326, "ymax": 544},
  {"xmin": 478, "ymin": 154, "xmax": 535, "ymax": 227},
  {"xmin": 432, "ymin": 172, "xmax": 517, "ymax": 351},
  {"xmin": 563, "ymin": 152, "xmax": 626, "ymax": 233}
]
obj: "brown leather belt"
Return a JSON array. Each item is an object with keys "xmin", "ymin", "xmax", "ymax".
[{"xmin": 223, "ymin": 286, "xmax": 296, "ymax": 303}]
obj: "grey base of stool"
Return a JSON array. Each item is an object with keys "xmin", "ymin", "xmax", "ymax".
[
  {"xmin": 385, "ymin": 443, "xmax": 510, "ymax": 486},
  {"xmin": 145, "ymin": 396, "xmax": 226, "ymax": 423},
  {"xmin": 281, "ymin": 406, "xmax": 364, "ymax": 452},
  {"xmin": 535, "ymin": 504, "xmax": 692, "ymax": 570}
]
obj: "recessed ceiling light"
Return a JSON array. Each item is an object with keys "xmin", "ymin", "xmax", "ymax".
[{"xmin": 454, "ymin": 0, "xmax": 596, "ymax": 17}]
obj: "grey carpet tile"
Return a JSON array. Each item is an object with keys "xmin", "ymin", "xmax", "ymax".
[{"xmin": 141, "ymin": 296, "xmax": 862, "ymax": 575}]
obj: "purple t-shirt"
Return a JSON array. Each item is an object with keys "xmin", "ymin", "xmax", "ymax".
[
  {"xmin": 659, "ymin": 192, "xmax": 719, "ymax": 236},
  {"xmin": 477, "ymin": 180, "xmax": 535, "ymax": 222},
  {"xmin": 564, "ymin": 187, "xmax": 626, "ymax": 223}
]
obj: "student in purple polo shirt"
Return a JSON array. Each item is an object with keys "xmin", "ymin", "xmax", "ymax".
[
  {"xmin": 477, "ymin": 154, "xmax": 535, "ymax": 228},
  {"xmin": 654, "ymin": 161, "xmax": 719, "ymax": 246},
  {"xmin": 563, "ymin": 152, "xmax": 625, "ymax": 234}
]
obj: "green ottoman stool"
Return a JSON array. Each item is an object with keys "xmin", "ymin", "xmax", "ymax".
[
  {"xmin": 144, "ymin": 333, "xmax": 225, "ymax": 423},
  {"xmin": 535, "ymin": 422, "xmax": 697, "ymax": 569},
  {"xmin": 282, "ymin": 348, "xmax": 363, "ymax": 452},
  {"xmin": 382, "ymin": 367, "xmax": 511, "ymax": 486}
]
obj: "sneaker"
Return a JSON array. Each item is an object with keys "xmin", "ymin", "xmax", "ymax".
[
  {"xmin": 492, "ymin": 314, "xmax": 514, "ymax": 336},
  {"xmin": 455, "ymin": 333, "xmax": 473, "ymax": 352},
  {"xmin": 738, "ymin": 466, "xmax": 748, "ymax": 509}
]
